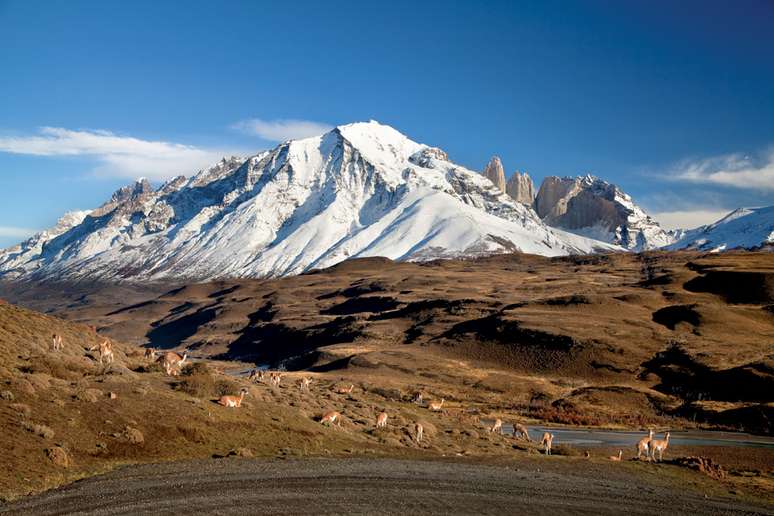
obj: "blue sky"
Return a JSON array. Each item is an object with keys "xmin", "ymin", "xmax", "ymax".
[{"xmin": 1, "ymin": 0, "xmax": 773, "ymax": 247}]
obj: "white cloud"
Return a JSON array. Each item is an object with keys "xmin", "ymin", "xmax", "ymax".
[
  {"xmin": 669, "ymin": 148, "xmax": 774, "ymax": 191},
  {"xmin": 232, "ymin": 118, "xmax": 332, "ymax": 142},
  {"xmin": 0, "ymin": 127, "xmax": 236, "ymax": 180},
  {"xmin": 651, "ymin": 209, "xmax": 730, "ymax": 230},
  {"xmin": 0, "ymin": 226, "xmax": 37, "ymax": 239}
]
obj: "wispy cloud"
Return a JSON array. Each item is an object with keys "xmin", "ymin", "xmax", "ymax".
[
  {"xmin": 0, "ymin": 226, "xmax": 37, "ymax": 239},
  {"xmin": 668, "ymin": 147, "xmax": 774, "ymax": 191},
  {"xmin": 232, "ymin": 118, "xmax": 332, "ymax": 142},
  {"xmin": 650, "ymin": 209, "xmax": 730, "ymax": 230},
  {"xmin": 0, "ymin": 127, "xmax": 237, "ymax": 180}
]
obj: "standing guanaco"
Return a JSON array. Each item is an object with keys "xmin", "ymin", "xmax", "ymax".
[
  {"xmin": 299, "ymin": 377, "xmax": 312, "ymax": 391},
  {"xmin": 428, "ymin": 399, "xmax": 445, "ymax": 412},
  {"xmin": 51, "ymin": 334, "xmax": 63, "ymax": 352},
  {"xmin": 650, "ymin": 432, "xmax": 670, "ymax": 462},
  {"xmin": 415, "ymin": 422, "xmax": 424, "ymax": 442},
  {"xmin": 609, "ymin": 450, "xmax": 623, "ymax": 461},
  {"xmin": 270, "ymin": 372, "xmax": 282, "ymax": 387},
  {"xmin": 89, "ymin": 339, "xmax": 114, "ymax": 365},
  {"xmin": 320, "ymin": 411, "xmax": 341, "ymax": 427},
  {"xmin": 490, "ymin": 418, "xmax": 503, "ymax": 434},
  {"xmin": 143, "ymin": 348, "xmax": 156, "ymax": 360},
  {"xmin": 376, "ymin": 412, "xmax": 388, "ymax": 428},
  {"xmin": 541, "ymin": 432, "xmax": 554, "ymax": 455},
  {"xmin": 636, "ymin": 429, "xmax": 655, "ymax": 461},
  {"xmin": 218, "ymin": 388, "xmax": 248, "ymax": 408}
]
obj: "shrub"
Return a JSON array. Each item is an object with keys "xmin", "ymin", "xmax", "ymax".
[{"xmin": 21, "ymin": 420, "xmax": 55, "ymax": 439}]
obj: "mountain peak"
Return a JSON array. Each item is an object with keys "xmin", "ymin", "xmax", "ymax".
[{"xmin": 482, "ymin": 156, "xmax": 506, "ymax": 192}]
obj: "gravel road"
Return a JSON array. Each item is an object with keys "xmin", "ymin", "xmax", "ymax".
[{"xmin": 2, "ymin": 458, "xmax": 771, "ymax": 515}]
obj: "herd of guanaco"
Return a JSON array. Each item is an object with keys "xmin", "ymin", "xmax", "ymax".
[{"xmin": 48, "ymin": 331, "xmax": 672, "ymax": 462}]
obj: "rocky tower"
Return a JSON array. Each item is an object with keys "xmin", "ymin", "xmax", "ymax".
[
  {"xmin": 505, "ymin": 171, "xmax": 535, "ymax": 205},
  {"xmin": 534, "ymin": 175, "xmax": 676, "ymax": 251},
  {"xmin": 482, "ymin": 156, "xmax": 506, "ymax": 192}
]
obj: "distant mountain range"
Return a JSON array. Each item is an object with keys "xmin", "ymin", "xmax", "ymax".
[{"xmin": 0, "ymin": 121, "xmax": 771, "ymax": 282}]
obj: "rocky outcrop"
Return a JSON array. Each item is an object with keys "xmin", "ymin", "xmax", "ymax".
[
  {"xmin": 482, "ymin": 156, "xmax": 506, "ymax": 192},
  {"xmin": 505, "ymin": 171, "xmax": 535, "ymax": 205},
  {"xmin": 534, "ymin": 175, "xmax": 675, "ymax": 251}
]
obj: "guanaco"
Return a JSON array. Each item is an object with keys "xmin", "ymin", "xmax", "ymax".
[
  {"xmin": 650, "ymin": 432, "xmax": 670, "ymax": 462},
  {"xmin": 320, "ymin": 411, "xmax": 341, "ymax": 427},
  {"xmin": 415, "ymin": 422, "xmax": 424, "ymax": 442},
  {"xmin": 428, "ymin": 398, "xmax": 445, "ymax": 412},
  {"xmin": 89, "ymin": 339, "xmax": 114, "ymax": 365},
  {"xmin": 334, "ymin": 384, "xmax": 354, "ymax": 395},
  {"xmin": 51, "ymin": 334, "xmax": 63, "ymax": 352},
  {"xmin": 249, "ymin": 369, "xmax": 265, "ymax": 383},
  {"xmin": 514, "ymin": 423, "xmax": 531, "ymax": 442},
  {"xmin": 609, "ymin": 450, "xmax": 623, "ymax": 461},
  {"xmin": 156, "ymin": 350, "xmax": 187, "ymax": 376},
  {"xmin": 218, "ymin": 388, "xmax": 248, "ymax": 408},
  {"xmin": 541, "ymin": 432, "xmax": 554, "ymax": 455},
  {"xmin": 413, "ymin": 392, "xmax": 423, "ymax": 405},
  {"xmin": 376, "ymin": 412, "xmax": 388, "ymax": 428},
  {"xmin": 636, "ymin": 429, "xmax": 655, "ymax": 461},
  {"xmin": 490, "ymin": 418, "xmax": 503, "ymax": 434},
  {"xmin": 269, "ymin": 372, "xmax": 283, "ymax": 387},
  {"xmin": 143, "ymin": 348, "xmax": 156, "ymax": 359},
  {"xmin": 299, "ymin": 377, "xmax": 312, "ymax": 391}
]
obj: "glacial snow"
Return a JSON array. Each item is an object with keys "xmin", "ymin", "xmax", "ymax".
[{"xmin": 0, "ymin": 121, "xmax": 620, "ymax": 282}]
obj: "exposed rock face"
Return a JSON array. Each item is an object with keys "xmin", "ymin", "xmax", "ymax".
[
  {"xmin": 482, "ymin": 156, "xmax": 506, "ymax": 192},
  {"xmin": 534, "ymin": 175, "xmax": 675, "ymax": 251},
  {"xmin": 505, "ymin": 171, "xmax": 535, "ymax": 205}
]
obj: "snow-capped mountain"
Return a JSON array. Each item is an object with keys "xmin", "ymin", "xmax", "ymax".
[
  {"xmin": 666, "ymin": 206, "xmax": 774, "ymax": 252},
  {"xmin": 0, "ymin": 121, "xmax": 619, "ymax": 282},
  {"xmin": 533, "ymin": 175, "xmax": 676, "ymax": 251}
]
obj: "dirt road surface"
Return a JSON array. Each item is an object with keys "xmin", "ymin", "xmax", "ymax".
[{"xmin": 2, "ymin": 458, "xmax": 772, "ymax": 515}]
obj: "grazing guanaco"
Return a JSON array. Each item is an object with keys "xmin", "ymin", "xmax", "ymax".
[
  {"xmin": 636, "ymin": 429, "xmax": 655, "ymax": 461},
  {"xmin": 334, "ymin": 384, "xmax": 354, "ymax": 395},
  {"xmin": 320, "ymin": 411, "xmax": 341, "ymax": 427},
  {"xmin": 541, "ymin": 432, "xmax": 554, "ymax": 455},
  {"xmin": 51, "ymin": 334, "xmax": 63, "ymax": 352},
  {"xmin": 376, "ymin": 412, "xmax": 388, "ymax": 428},
  {"xmin": 299, "ymin": 377, "xmax": 312, "ymax": 391},
  {"xmin": 490, "ymin": 418, "xmax": 503, "ymax": 434},
  {"xmin": 428, "ymin": 398, "xmax": 445, "ymax": 412},
  {"xmin": 157, "ymin": 350, "xmax": 187, "ymax": 371},
  {"xmin": 514, "ymin": 423, "xmax": 531, "ymax": 442},
  {"xmin": 89, "ymin": 339, "xmax": 114, "ymax": 365},
  {"xmin": 650, "ymin": 432, "xmax": 670, "ymax": 462},
  {"xmin": 415, "ymin": 422, "xmax": 424, "ymax": 442},
  {"xmin": 609, "ymin": 450, "xmax": 623, "ymax": 461},
  {"xmin": 218, "ymin": 388, "xmax": 248, "ymax": 408}
]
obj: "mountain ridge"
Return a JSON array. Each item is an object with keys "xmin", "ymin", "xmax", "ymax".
[{"xmin": 0, "ymin": 121, "xmax": 618, "ymax": 282}]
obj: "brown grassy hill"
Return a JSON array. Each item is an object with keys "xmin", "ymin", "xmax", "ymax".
[
  {"xmin": 1, "ymin": 251, "xmax": 774, "ymax": 502},
  {"xmin": 0, "ymin": 302, "xmax": 562, "ymax": 501},
  {"xmin": 10, "ymin": 250, "xmax": 770, "ymax": 435}
]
